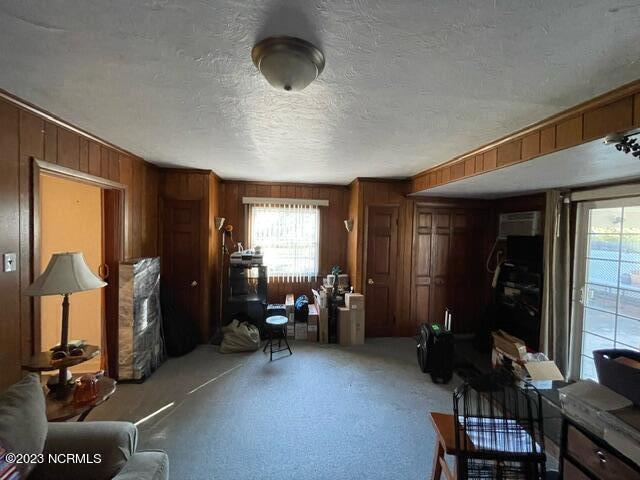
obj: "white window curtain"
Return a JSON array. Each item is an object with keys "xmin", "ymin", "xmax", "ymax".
[{"xmin": 249, "ymin": 202, "xmax": 320, "ymax": 281}]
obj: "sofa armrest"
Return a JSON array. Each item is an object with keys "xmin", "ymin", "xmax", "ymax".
[
  {"xmin": 30, "ymin": 421, "xmax": 137, "ymax": 480},
  {"xmin": 114, "ymin": 451, "xmax": 169, "ymax": 480}
]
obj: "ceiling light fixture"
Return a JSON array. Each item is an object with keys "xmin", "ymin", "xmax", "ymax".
[
  {"xmin": 252, "ymin": 36, "xmax": 325, "ymax": 92},
  {"xmin": 605, "ymin": 132, "xmax": 640, "ymax": 159}
]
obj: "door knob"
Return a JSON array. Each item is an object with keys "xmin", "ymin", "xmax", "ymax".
[
  {"xmin": 367, "ymin": 278, "xmax": 374, "ymax": 285},
  {"xmin": 190, "ymin": 280, "xmax": 198, "ymax": 287}
]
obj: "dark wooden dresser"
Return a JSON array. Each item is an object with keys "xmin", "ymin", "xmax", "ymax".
[{"xmin": 560, "ymin": 417, "xmax": 640, "ymax": 479}]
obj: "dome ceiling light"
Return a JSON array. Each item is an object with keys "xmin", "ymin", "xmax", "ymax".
[{"xmin": 251, "ymin": 36, "xmax": 325, "ymax": 92}]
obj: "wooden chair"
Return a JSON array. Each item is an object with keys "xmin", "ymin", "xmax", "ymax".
[
  {"xmin": 429, "ymin": 412, "xmax": 458, "ymax": 480},
  {"xmin": 430, "ymin": 373, "xmax": 547, "ymax": 480}
]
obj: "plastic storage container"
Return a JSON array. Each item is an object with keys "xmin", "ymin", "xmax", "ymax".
[{"xmin": 593, "ymin": 349, "xmax": 640, "ymax": 406}]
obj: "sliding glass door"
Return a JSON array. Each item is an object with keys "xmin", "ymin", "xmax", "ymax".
[{"xmin": 573, "ymin": 197, "xmax": 640, "ymax": 380}]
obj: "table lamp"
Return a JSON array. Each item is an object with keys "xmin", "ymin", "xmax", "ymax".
[{"xmin": 24, "ymin": 252, "xmax": 107, "ymax": 391}]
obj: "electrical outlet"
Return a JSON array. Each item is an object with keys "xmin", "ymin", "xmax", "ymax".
[{"xmin": 3, "ymin": 253, "xmax": 17, "ymax": 272}]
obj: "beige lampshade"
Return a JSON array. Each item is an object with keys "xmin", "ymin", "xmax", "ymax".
[{"xmin": 24, "ymin": 252, "xmax": 107, "ymax": 296}]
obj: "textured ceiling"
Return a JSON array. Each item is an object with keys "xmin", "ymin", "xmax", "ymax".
[
  {"xmin": 413, "ymin": 140, "xmax": 640, "ymax": 199},
  {"xmin": 0, "ymin": 1, "xmax": 639, "ymax": 184}
]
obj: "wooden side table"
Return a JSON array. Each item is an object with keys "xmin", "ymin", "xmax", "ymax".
[
  {"xmin": 22, "ymin": 345, "xmax": 101, "ymax": 373},
  {"xmin": 22, "ymin": 344, "xmax": 101, "ymax": 395},
  {"xmin": 45, "ymin": 376, "xmax": 117, "ymax": 422}
]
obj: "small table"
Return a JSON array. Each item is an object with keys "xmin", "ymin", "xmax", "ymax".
[
  {"xmin": 22, "ymin": 345, "xmax": 101, "ymax": 373},
  {"xmin": 22, "ymin": 344, "xmax": 101, "ymax": 395},
  {"xmin": 45, "ymin": 376, "xmax": 117, "ymax": 422}
]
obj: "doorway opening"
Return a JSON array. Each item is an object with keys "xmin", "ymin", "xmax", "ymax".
[
  {"xmin": 39, "ymin": 173, "xmax": 106, "ymax": 374},
  {"xmin": 31, "ymin": 159, "xmax": 125, "ymax": 380}
]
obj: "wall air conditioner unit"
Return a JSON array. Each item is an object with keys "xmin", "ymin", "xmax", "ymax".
[{"xmin": 498, "ymin": 211, "xmax": 542, "ymax": 239}]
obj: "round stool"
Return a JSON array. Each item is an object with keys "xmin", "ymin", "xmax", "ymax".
[{"xmin": 263, "ymin": 315, "xmax": 292, "ymax": 361}]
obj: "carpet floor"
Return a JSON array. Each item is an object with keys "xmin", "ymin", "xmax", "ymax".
[{"xmin": 89, "ymin": 338, "xmax": 460, "ymax": 479}]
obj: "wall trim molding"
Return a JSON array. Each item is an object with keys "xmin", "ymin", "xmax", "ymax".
[
  {"xmin": 0, "ymin": 88, "xmax": 144, "ymax": 161},
  {"xmin": 36, "ymin": 159, "xmax": 127, "ymax": 190}
]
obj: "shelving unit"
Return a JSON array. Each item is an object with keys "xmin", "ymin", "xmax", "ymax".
[{"xmin": 496, "ymin": 264, "xmax": 542, "ymax": 349}]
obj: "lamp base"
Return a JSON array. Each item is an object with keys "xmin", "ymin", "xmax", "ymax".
[{"xmin": 47, "ymin": 368, "xmax": 74, "ymax": 399}]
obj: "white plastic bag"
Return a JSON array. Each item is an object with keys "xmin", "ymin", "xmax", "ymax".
[{"xmin": 219, "ymin": 320, "xmax": 260, "ymax": 353}]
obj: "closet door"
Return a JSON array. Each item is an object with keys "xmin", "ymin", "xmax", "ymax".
[
  {"xmin": 412, "ymin": 207, "xmax": 433, "ymax": 325},
  {"xmin": 449, "ymin": 211, "xmax": 472, "ymax": 330},
  {"xmin": 412, "ymin": 204, "xmax": 486, "ymax": 332},
  {"xmin": 430, "ymin": 210, "xmax": 451, "ymax": 324}
]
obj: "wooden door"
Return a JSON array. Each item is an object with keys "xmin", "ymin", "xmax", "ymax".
[
  {"xmin": 431, "ymin": 211, "xmax": 451, "ymax": 325},
  {"xmin": 412, "ymin": 206, "xmax": 453, "ymax": 327},
  {"xmin": 449, "ymin": 211, "xmax": 473, "ymax": 329},
  {"xmin": 161, "ymin": 199, "xmax": 202, "ymax": 326},
  {"xmin": 412, "ymin": 205, "xmax": 484, "ymax": 332},
  {"xmin": 364, "ymin": 206, "xmax": 398, "ymax": 336},
  {"xmin": 412, "ymin": 208, "xmax": 433, "ymax": 325}
]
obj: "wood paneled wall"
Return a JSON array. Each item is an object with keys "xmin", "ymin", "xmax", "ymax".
[
  {"xmin": 0, "ymin": 95, "xmax": 158, "ymax": 391},
  {"xmin": 220, "ymin": 181, "xmax": 350, "ymax": 297},
  {"xmin": 217, "ymin": 181, "xmax": 349, "ymax": 309},
  {"xmin": 346, "ymin": 179, "xmax": 504, "ymax": 336},
  {"xmin": 346, "ymin": 180, "xmax": 360, "ymax": 289},
  {"xmin": 159, "ymin": 169, "xmax": 220, "ymax": 341}
]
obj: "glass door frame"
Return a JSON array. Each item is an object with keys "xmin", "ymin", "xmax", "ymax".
[{"xmin": 571, "ymin": 195, "xmax": 640, "ymax": 380}]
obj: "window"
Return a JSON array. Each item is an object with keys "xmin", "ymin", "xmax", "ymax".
[
  {"xmin": 573, "ymin": 198, "xmax": 640, "ymax": 380},
  {"xmin": 249, "ymin": 202, "xmax": 320, "ymax": 281}
]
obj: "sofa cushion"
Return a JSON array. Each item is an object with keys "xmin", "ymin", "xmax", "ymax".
[
  {"xmin": 31, "ymin": 421, "xmax": 137, "ymax": 480},
  {"xmin": 0, "ymin": 373, "xmax": 47, "ymax": 477},
  {"xmin": 114, "ymin": 451, "xmax": 169, "ymax": 480}
]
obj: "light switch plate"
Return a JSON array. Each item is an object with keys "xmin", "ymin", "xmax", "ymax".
[{"xmin": 3, "ymin": 253, "xmax": 17, "ymax": 272}]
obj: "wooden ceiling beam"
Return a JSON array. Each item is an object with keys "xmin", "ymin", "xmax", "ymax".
[{"xmin": 411, "ymin": 79, "xmax": 640, "ymax": 194}]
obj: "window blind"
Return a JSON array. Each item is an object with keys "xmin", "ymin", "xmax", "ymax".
[{"xmin": 249, "ymin": 202, "xmax": 320, "ymax": 281}]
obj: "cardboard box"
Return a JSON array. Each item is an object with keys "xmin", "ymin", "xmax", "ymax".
[
  {"xmin": 285, "ymin": 294, "xmax": 295, "ymax": 315},
  {"xmin": 338, "ymin": 307, "xmax": 351, "ymax": 345},
  {"xmin": 295, "ymin": 322, "xmax": 307, "ymax": 340},
  {"xmin": 350, "ymin": 309, "xmax": 365, "ymax": 345},
  {"xmin": 307, "ymin": 323, "xmax": 318, "ymax": 342},
  {"xmin": 318, "ymin": 306, "xmax": 328, "ymax": 344},
  {"xmin": 308, "ymin": 303, "xmax": 319, "ymax": 326},
  {"xmin": 345, "ymin": 293, "xmax": 365, "ymax": 310},
  {"xmin": 615, "ymin": 356, "xmax": 640, "ymax": 370},
  {"xmin": 525, "ymin": 361, "xmax": 564, "ymax": 381},
  {"xmin": 492, "ymin": 347, "xmax": 527, "ymax": 378},
  {"xmin": 492, "ymin": 330, "xmax": 527, "ymax": 360},
  {"xmin": 492, "ymin": 346, "xmax": 563, "ymax": 383}
]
